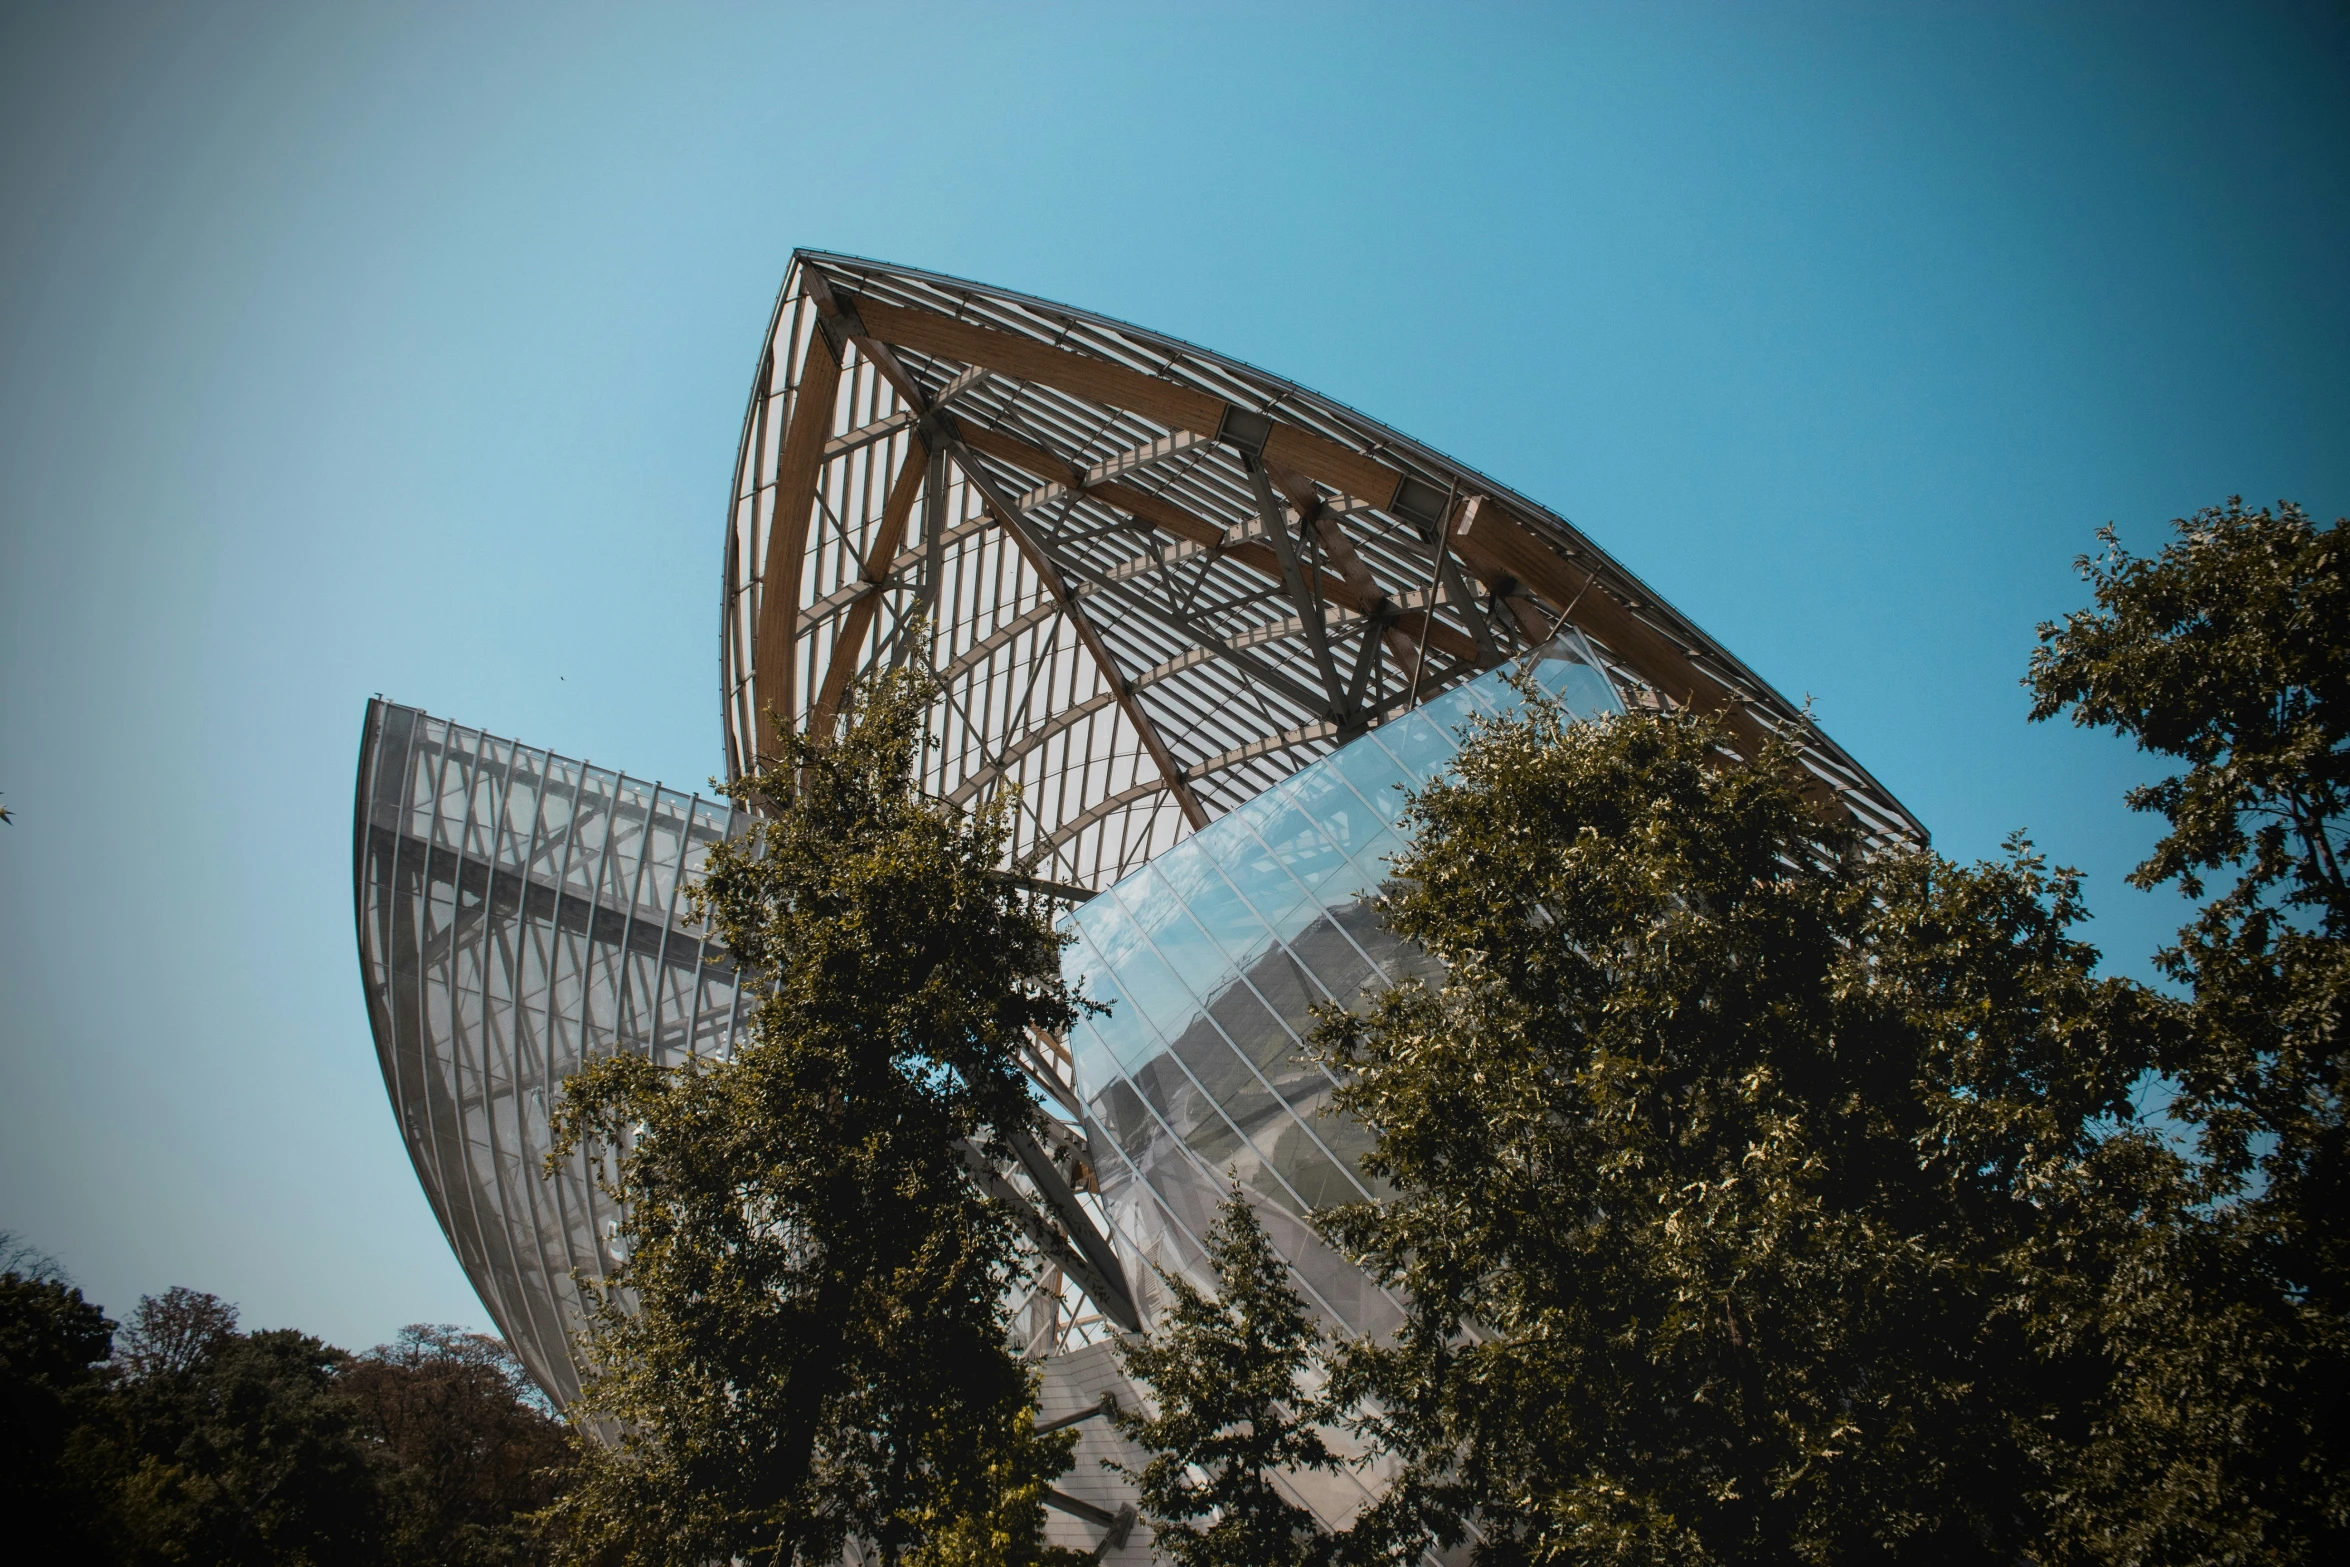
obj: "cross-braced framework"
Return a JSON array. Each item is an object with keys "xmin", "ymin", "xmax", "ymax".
[{"xmin": 722, "ymin": 251, "xmax": 1922, "ymax": 895}]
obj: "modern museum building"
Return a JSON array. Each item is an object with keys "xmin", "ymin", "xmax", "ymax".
[{"xmin": 353, "ymin": 252, "xmax": 1917, "ymax": 1560}]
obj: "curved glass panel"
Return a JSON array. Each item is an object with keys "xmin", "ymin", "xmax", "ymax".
[
  {"xmin": 1061, "ymin": 642, "xmax": 1622, "ymax": 1340},
  {"xmin": 352, "ymin": 702, "xmax": 749, "ymax": 1407}
]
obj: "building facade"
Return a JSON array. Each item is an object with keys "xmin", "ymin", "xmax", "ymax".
[{"xmin": 354, "ymin": 253, "xmax": 1916, "ymax": 1560}]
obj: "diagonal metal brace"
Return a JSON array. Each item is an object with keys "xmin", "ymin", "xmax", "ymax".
[{"xmin": 954, "ymin": 1132, "xmax": 1141, "ymax": 1332}]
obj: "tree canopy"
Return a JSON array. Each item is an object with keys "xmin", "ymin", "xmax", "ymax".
[
  {"xmin": 0, "ymin": 1269, "xmax": 573, "ymax": 1566},
  {"xmin": 1295, "ymin": 699, "xmax": 2172, "ymax": 1563},
  {"xmin": 1111, "ymin": 1186, "xmax": 1346, "ymax": 1567},
  {"xmin": 1104, "ymin": 497, "xmax": 2345, "ymax": 1565},
  {"xmin": 2027, "ymin": 497, "xmax": 2347, "ymax": 1558}
]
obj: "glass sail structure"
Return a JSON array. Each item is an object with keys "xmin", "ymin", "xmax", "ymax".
[
  {"xmin": 356, "ymin": 252, "xmax": 1920, "ymax": 1561},
  {"xmin": 1062, "ymin": 640, "xmax": 1620, "ymax": 1344},
  {"xmin": 352, "ymin": 701, "xmax": 751, "ymax": 1408}
]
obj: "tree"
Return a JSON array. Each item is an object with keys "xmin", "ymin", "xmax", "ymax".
[
  {"xmin": 2028, "ymin": 497, "xmax": 2348, "ymax": 1559},
  {"xmin": 893, "ymin": 1382, "xmax": 1085, "ymax": 1567},
  {"xmin": 5, "ymin": 1263, "xmax": 570, "ymax": 1562},
  {"xmin": 103, "ymin": 1312, "xmax": 389, "ymax": 1566},
  {"xmin": 548, "ymin": 666, "xmax": 1085, "ymax": 1567},
  {"xmin": 1307, "ymin": 696, "xmax": 2175, "ymax": 1564},
  {"xmin": 114, "ymin": 1283, "xmax": 239, "ymax": 1379},
  {"xmin": 1, "ymin": 1261, "xmax": 116, "ymax": 1550},
  {"xmin": 1110, "ymin": 1186, "xmax": 1347, "ymax": 1567},
  {"xmin": 2, "ymin": 1228, "xmax": 68, "ymax": 1281},
  {"xmin": 344, "ymin": 1325, "xmax": 575, "ymax": 1567}
]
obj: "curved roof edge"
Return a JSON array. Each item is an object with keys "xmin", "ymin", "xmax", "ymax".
[{"xmin": 719, "ymin": 252, "xmax": 1920, "ymax": 898}]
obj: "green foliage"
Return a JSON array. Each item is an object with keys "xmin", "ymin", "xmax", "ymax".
[
  {"xmin": 2028, "ymin": 497, "xmax": 2349, "ymax": 1558},
  {"xmin": 1308, "ymin": 698, "xmax": 2174, "ymax": 1564},
  {"xmin": 2029, "ymin": 496, "xmax": 2346, "ymax": 1205},
  {"xmin": 546, "ymin": 666, "xmax": 1084, "ymax": 1566},
  {"xmin": 1111, "ymin": 1186, "xmax": 1346, "ymax": 1567},
  {"xmin": 1, "ymin": 1265, "xmax": 117, "ymax": 1549},
  {"xmin": 114, "ymin": 1284, "xmax": 238, "ymax": 1379},
  {"xmin": 102, "ymin": 1323, "xmax": 389, "ymax": 1565},
  {"xmin": 0, "ymin": 1272, "xmax": 574, "ymax": 1566},
  {"xmin": 895, "ymin": 1387, "xmax": 1085, "ymax": 1567}
]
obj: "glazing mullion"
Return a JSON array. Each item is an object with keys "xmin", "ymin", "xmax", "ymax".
[
  {"xmin": 1119, "ymin": 887, "xmax": 1376, "ymax": 1210},
  {"xmin": 608, "ymin": 773, "xmax": 654, "ymax": 1062},
  {"xmin": 571, "ymin": 767, "xmax": 627, "ymax": 1283},
  {"xmin": 446, "ymin": 730, "xmax": 530, "ymax": 1355},
  {"xmin": 676, "ymin": 808, "xmax": 725, "ymax": 1064},
  {"xmin": 441, "ymin": 729, "xmax": 535, "ymax": 1358},
  {"xmin": 510, "ymin": 742, "xmax": 584, "ymax": 1404},
  {"xmin": 1079, "ymin": 1067, "xmax": 1364, "ymax": 1339},
  {"xmin": 1067, "ymin": 927, "xmax": 1332, "ymax": 1266},
  {"xmin": 470, "ymin": 737, "xmax": 572, "ymax": 1385},
  {"xmin": 408, "ymin": 725, "xmax": 474, "ymax": 1297},
  {"xmin": 642, "ymin": 788, "xmax": 686, "ymax": 1066},
  {"xmin": 375, "ymin": 711, "xmax": 451, "ymax": 1247},
  {"xmin": 538, "ymin": 748, "xmax": 607, "ymax": 1339}
]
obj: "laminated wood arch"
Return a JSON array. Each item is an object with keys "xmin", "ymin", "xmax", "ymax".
[{"xmin": 720, "ymin": 252, "xmax": 1922, "ymax": 896}]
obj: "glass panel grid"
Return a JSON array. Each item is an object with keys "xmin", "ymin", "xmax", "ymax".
[{"xmin": 1062, "ymin": 646, "xmax": 1622, "ymax": 1333}]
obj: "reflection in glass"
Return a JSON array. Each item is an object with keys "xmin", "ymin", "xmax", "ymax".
[{"xmin": 1061, "ymin": 642, "xmax": 1622, "ymax": 1340}]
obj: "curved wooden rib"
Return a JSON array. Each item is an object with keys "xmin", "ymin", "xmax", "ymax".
[
  {"xmin": 1046, "ymin": 779, "xmax": 1170, "ymax": 851},
  {"xmin": 1449, "ymin": 495, "xmax": 1774, "ymax": 755},
  {"xmin": 724, "ymin": 252, "xmax": 1927, "ymax": 879},
  {"xmin": 750, "ymin": 327, "xmax": 843, "ymax": 757},
  {"xmin": 786, "ymin": 274, "xmax": 1206, "ymax": 837},
  {"xmin": 953, "ymin": 423, "xmax": 1481, "ymax": 666},
  {"xmin": 946, "ymin": 690, "xmax": 1119, "ymax": 808},
  {"xmin": 854, "ymin": 297, "xmax": 1404, "ymax": 509}
]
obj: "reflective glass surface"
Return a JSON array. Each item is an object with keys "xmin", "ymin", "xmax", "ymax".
[{"xmin": 1061, "ymin": 643, "xmax": 1621, "ymax": 1338}]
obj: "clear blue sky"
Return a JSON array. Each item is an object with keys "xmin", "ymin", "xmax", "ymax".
[{"xmin": 2, "ymin": 2, "xmax": 2343, "ymax": 1351}]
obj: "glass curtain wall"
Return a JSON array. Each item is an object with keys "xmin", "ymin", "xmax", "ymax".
[
  {"xmin": 1060, "ymin": 641, "xmax": 1622, "ymax": 1340},
  {"xmin": 352, "ymin": 701, "xmax": 750, "ymax": 1406}
]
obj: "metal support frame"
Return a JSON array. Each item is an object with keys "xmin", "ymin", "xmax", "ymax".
[
  {"xmin": 365, "ymin": 252, "xmax": 1931, "ymax": 1562},
  {"xmin": 1239, "ymin": 454, "xmax": 1348, "ymax": 719},
  {"xmin": 799, "ymin": 269, "xmax": 1211, "ymax": 834}
]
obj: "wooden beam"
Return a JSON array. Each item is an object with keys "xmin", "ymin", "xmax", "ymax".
[
  {"xmin": 1084, "ymin": 429, "xmax": 1211, "ymax": 489},
  {"xmin": 791, "ymin": 277, "xmax": 1209, "ymax": 833},
  {"xmin": 938, "ymin": 599, "xmax": 1060, "ymax": 683},
  {"xmin": 1042, "ymin": 778, "xmax": 1171, "ymax": 851},
  {"xmin": 794, "ymin": 515, "xmax": 991, "ymax": 632},
  {"xmin": 808, "ymin": 436, "xmax": 928, "ymax": 743},
  {"xmin": 1261, "ymin": 424, "xmax": 1404, "ymax": 519},
  {"xmin": 944, "ymin": 443, "xmax": 1211, "ymax": 830},
  {"xmin": 823, "ymin": 408, "xmax": 915, "ymax": 460},
  {"xmin": 945, "ymin": 690, "xmax": 1120, "ymax": 807},
  {"xmin": 1449, "ymin": 495, "xmax": 1774, "ymax": 757},
  {"xmin": 1240, "ymin": 459, "xmax": 1348, "ymax": 716},
  {"xmin": 1189, "ymin": 719, "xmax": 1344, "ymax": 780},
  {"xmin": 1306, "ymin": 508, "xmax": 1427, "ymax": 674},
  {"xmin": 953, "ymin": 422, "xmax": 1482, "ymax": 664},
  {"xmin": 854, "ymin": 298, "xmax": 1224, "ymax": 439},
  {"xmin": 850, "ymin": 296, "xmax": 1413, "ymax": 521},
  {"xmin": 750, "ymin": 326, "xmax": 844, "ymax": 756}
]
